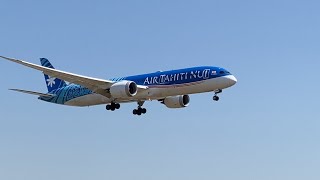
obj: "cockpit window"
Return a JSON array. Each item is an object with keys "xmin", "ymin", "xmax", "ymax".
[{"xmin": 220, "ymin": 71, "xmax": 225, "ymax": 74}]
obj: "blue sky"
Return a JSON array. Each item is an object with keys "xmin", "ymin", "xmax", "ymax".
[{"xmin": 0, "ymin": 0, "xmax": 320, "ymax": 179}]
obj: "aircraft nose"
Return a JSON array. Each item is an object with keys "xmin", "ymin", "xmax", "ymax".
[{"xmin": 226, "ymin": 75, "xmax": 237, "ymax": 86}]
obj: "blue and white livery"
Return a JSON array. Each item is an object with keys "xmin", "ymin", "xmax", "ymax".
[{"xmin": 0, "ymin": 56, "xmax": 237, "ymax": 115}]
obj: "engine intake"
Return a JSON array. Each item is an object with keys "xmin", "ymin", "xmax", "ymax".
[
  {"xmin": 163, "ymin": 95, "xmax": 190, "ymax": 108},
  {"xmin": 110, "ymin": 81, "xmax": 137, "ymax": 98}
]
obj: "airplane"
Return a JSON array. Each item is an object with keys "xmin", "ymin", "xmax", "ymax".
[{"xmin": 0, "ymin": 56, "xmax": 237, "ymax": 115}]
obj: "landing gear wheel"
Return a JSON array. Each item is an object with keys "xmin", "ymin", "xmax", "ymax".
[
  {"xmin": 133, "ymin": 101, "xmax": 147, "ymax": 115},
  {"xmin": 133, "ymin": 109, "xmax": 140, "ymax": 115},
  {"xmin": 213, "ymin": 96, "xmax": 220, "ymax": 101},
  {"xmin": 106, "ymin": 103, "xmax": 120, "ymax": 111}
]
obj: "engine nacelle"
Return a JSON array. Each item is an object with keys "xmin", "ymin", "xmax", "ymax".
[
  {"xmin": 110, "ymin": 81, "xmax": 137, "ymax": 98},
  {"xmin": 163, "ymin": 95, "xmax": 190, "ymax": 108}
]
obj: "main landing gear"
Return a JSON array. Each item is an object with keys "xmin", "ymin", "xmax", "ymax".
[
  {"xmin": 106, "ymin": 102, "xmax": 120, "ymax": 111},
  {"xmin": 105, "ymin": 101, "xmax": 147, "ymax": 116},
  {"xmin": 133, "ymin": 101, "xmax": 147, "ymax": 116},
  {"xmin": 213, "ymin": 89, "xmax": 222, "ymax": 101}
]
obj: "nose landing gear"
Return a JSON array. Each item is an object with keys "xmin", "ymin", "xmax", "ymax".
[{"xmin": 213, "ymin": 89, "xmax": 222, "ymax": 101}]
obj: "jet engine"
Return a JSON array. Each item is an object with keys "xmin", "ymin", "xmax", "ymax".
[
  {"xmin": 163, "ymin": 95, "xmax": 190, "ymax": 108},
  {"xmin": 110, "ymin": 81, "xmax": 137, "ymax": 98}
]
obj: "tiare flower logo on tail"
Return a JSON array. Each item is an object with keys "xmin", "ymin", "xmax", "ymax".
[{"xmin": 46, "ymin": 76, "xmax": 56, "ymax": 87}]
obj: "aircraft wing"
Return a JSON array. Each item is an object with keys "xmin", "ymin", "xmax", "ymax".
[{"xmin": 0, "ymin": 56, "xmax": 148, "ymax": 97}]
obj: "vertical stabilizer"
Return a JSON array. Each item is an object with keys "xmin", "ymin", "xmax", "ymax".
[{"xmin": 40, "ymin": 58, "xmax": 67, "ymax": 92}]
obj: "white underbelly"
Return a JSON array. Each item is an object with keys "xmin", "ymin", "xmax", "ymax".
[{"xmin": 64, "ymin": 94, "xmax": 111, "ymax": 106}]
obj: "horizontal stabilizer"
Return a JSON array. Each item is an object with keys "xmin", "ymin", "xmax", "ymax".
[{"xmin": 9, "ymin": 89, "xmax": 56, "ymax": 97}]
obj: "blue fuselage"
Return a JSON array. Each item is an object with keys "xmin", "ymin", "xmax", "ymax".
[
  {"xmin": 114, "ymin": 66, "xmax": 231, "ymax": 86},
  {"xmin": 39, "ymin": 66, "xmax": 235, "ymax": 106}
]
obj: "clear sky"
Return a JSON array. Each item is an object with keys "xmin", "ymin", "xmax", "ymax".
[{"xmin": 0, "ymin": 0, "xmax": 319, "ymax": 180}]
